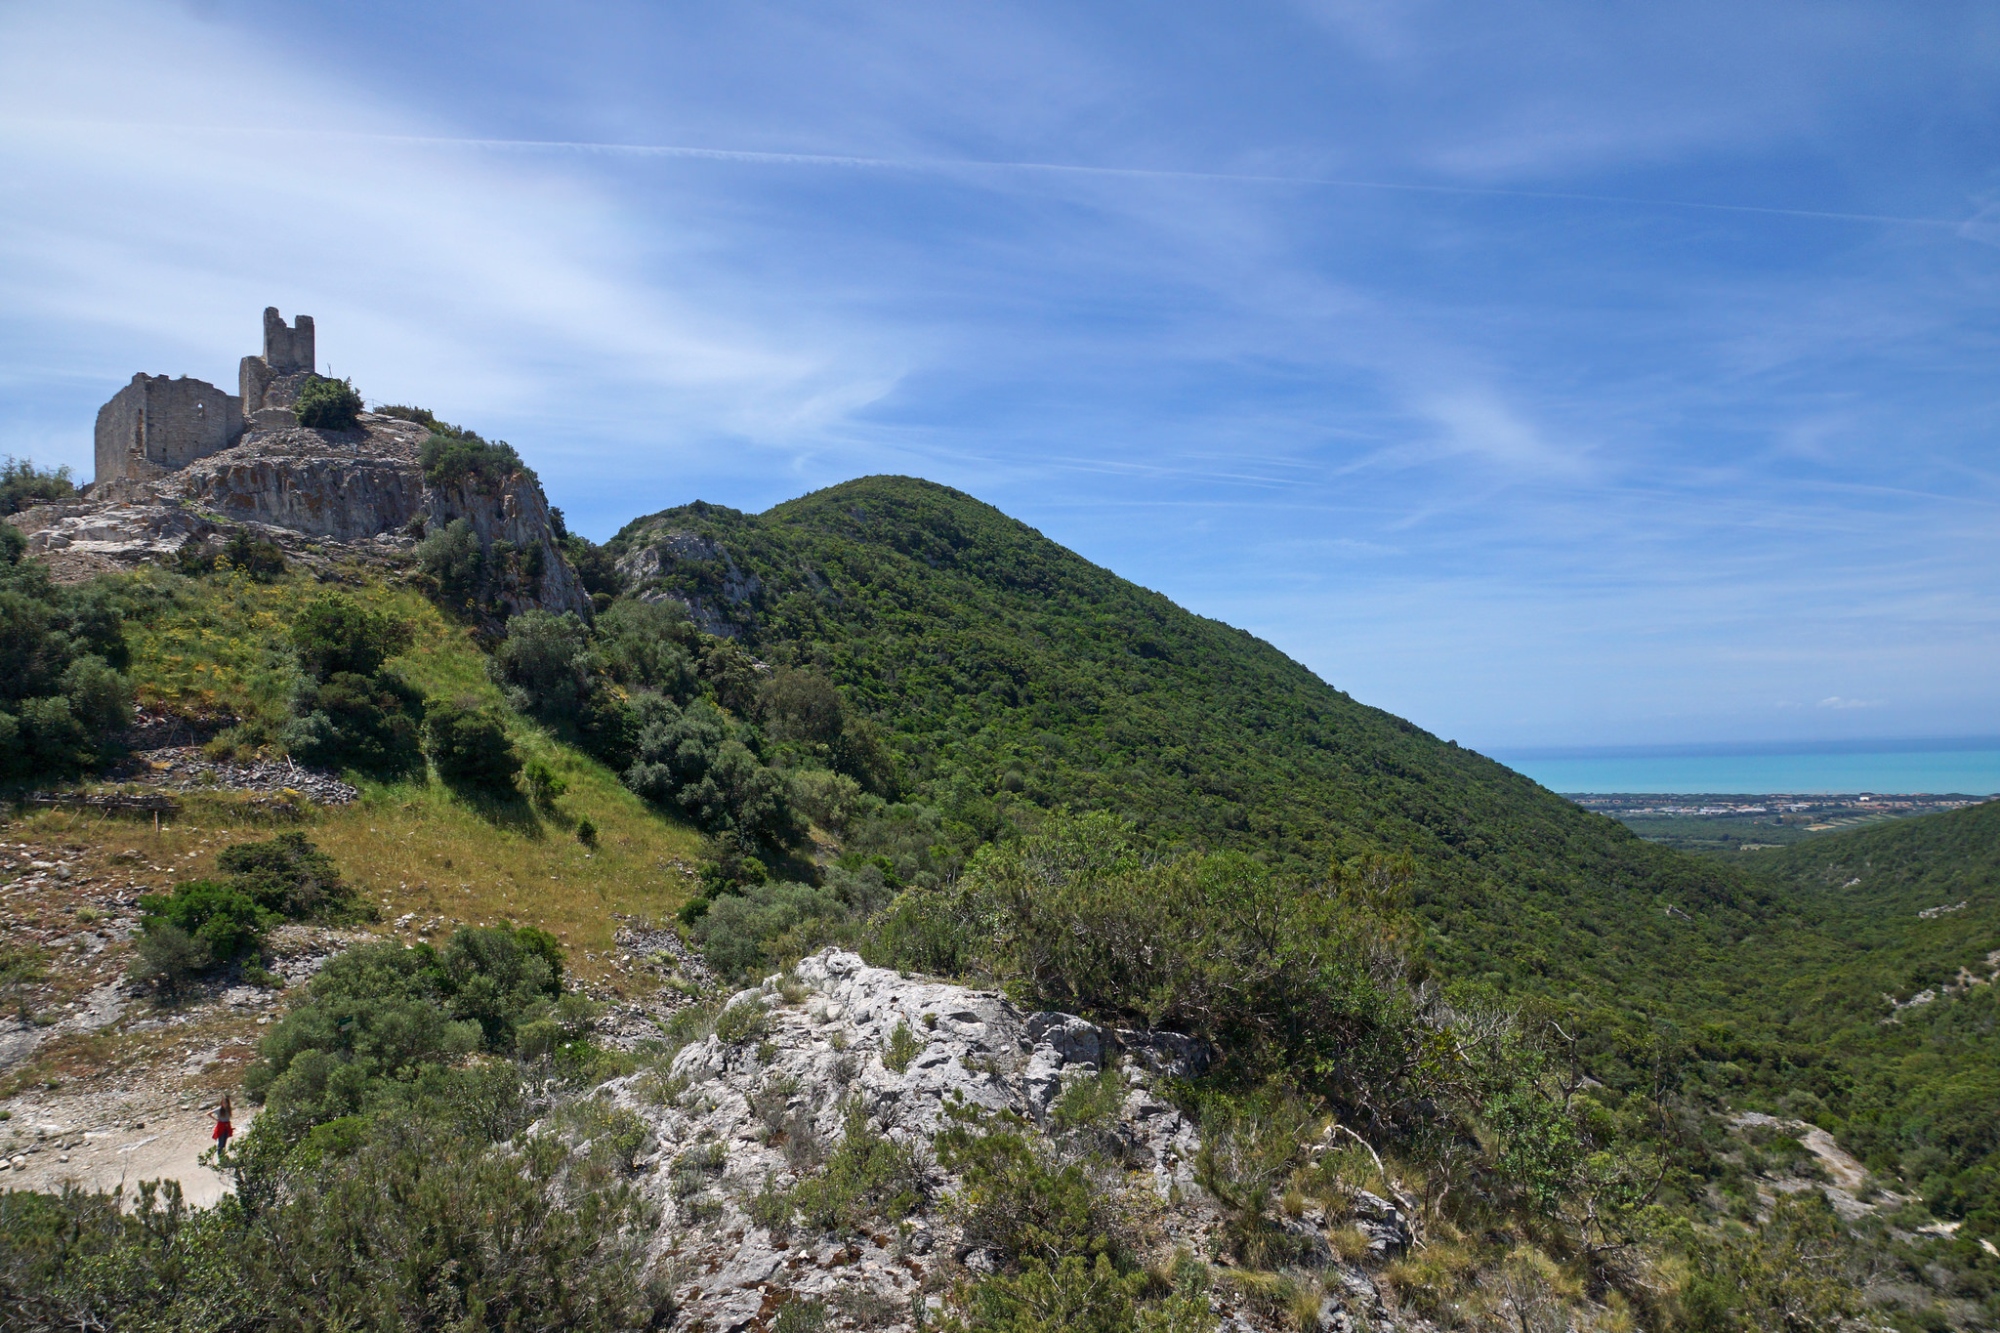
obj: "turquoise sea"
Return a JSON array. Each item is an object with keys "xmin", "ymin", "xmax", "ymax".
[{"xmin": 1490, "ymin": 741, "xmax": 2000, "ymax": 795}]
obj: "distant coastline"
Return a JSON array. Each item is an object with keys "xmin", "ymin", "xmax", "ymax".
[{"xmin": 1488, "ymin": 738, "xmax": 2000, "ymax": 795}]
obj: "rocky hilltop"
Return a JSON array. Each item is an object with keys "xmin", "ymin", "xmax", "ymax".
[
  {"xmin": 8, "ymin": 308, "xmax": 587, "ymax": 617},
  {"xmin": 610, "ymin": 950, "xmax": 1409, "ymax": 1333}
]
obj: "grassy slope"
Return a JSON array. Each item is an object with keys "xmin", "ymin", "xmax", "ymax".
[
  {"xmin": 608, "ymin": 477, "xmax": 1784, "ymax": 1044},
  {"xmin": 102, "ymin": 566, "xmax": 702, "ymax": 983}
]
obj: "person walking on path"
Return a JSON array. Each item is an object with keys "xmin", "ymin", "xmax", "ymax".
[{"xmin": 211, "ymin": 1094, "xmax": 234, "ymax": 1162}]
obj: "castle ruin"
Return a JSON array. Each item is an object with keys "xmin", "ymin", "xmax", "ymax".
[{"xmin": 93, "ymin": 307, "xmax": 317, "ymax": 487}]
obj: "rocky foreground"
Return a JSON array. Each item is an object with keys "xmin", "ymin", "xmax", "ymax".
[{"xmin": 606, "ymin": 950, "xmax": 1410, "ymax": 1333}]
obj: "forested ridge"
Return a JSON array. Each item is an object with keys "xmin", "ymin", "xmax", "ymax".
[{"xmin": 607, "ymin": 477, "xmax": 1769, "ymax": 1014}]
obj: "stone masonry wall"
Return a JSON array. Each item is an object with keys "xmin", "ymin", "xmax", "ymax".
[{"xmin": 92, "ymin": 373, "xmax": 244, "ymax": 486}]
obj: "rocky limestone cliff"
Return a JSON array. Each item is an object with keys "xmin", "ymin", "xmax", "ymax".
[
  {"xmin": 10, "ymin": 413, "xmax": 588, "ymax": 616},
  {"xmin": 602, "ymin": 950, "xmax": 1410, "ymax": 1333}
]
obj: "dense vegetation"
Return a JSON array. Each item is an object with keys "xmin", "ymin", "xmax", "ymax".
[
  {"xmin": 0, "ymin": 457, "xmax": 76, "ymax": 516},
  {"xmin": 1725, "ymin": 807, "xmax": 2000, "ymax": 1252},
  {"xmin": 0, "ymin": 524, "xmax": 133, "ymax": 780},
  {"xmin": 599, "ymin": 479, "xmax": 1770, "ymax": 1015}
]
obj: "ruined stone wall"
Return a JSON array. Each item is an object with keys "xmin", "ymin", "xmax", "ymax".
[{"xmin": 93, "ymin": 373, "xmax": 244, "ymax": 485}]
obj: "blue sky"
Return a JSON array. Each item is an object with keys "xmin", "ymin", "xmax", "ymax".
[{"xmin": 4, "ymin": 2, "xmax": 2000, "ymax": 752}]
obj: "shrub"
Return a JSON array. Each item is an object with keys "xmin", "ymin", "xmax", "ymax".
[
  {"xmin": 522, "ymin": 758, "xmax": 567, "ymax": 811},
  {"xmin": 128, "ymin": 923, "xmax": 212, "ymax": 996},
  {"xmin": 179, "ymin": 529, "xmax": 287, "ymax": 579},
  {"xmin": 576, "ymin": 817, "xmax": 598, "ymax": 847},
  {"xmin": 291, "ymin": 593, "xmax": 412, "ymax": 680},
  {"xmin": 938, "ymin": 1116, "xmax": 1113, "ymax": 1268},
  {"xmin": 883, "ymin": 1020, "xmax": 922, "ymax": 1075},
  {"xmin": 217, "ymin": 832, "xmax": 356, "ymax": 920},
  {"xmin": 787, "ymin": 1104, "xmax": 923, "ymax": 1234},
  {"xmin": 138, "ymin": 881, "xmax": 267, "ymax": 965},
  {"xmin": 294, "ymin": 375, "xmax": 363, "ymax": 430},
  {"xmin": 623, "ymin": 695, "xmax": 801, "ymax": 849},
  {"xmin": 790, "ymin": 768, "xmax": 862, "ymax": 832},
  {"xmin": 760, "ymin": 668, "xmax": 846, "ymax": 746},
  {"xmin": 416, "ymin": 518, "xmax": 483, "ymax": 599},
  {"xmin": 0, "ymin": 456, "xmax": 75, "ymax": 514},
  {"xmin": 0, "ymin": 546, "xmax": 133, "ymax": 780},
  {"xmin": 1050, "ymin": 1066, "xmax": 1125, "ymax": 1132},
  {"xmin": 244, "ymin": 926, "xmax": 567, "ymax": 1142},
  {"xmin": 422, "ymin": 697, "xmax": 521, "ymax": 791},
  {"xmin": 695, "ymin": 880, "xmax": 845, "ymax": 980},
  {"xmin": 595, "ymin": 599, "xmax": 700, "ymax": 700},
  {"xmin": 491, "ymin": 610, "xmax": 594, "ymax": 719},
  {"xmin": 419, "ymin": 430, "xmax": 530, "ymax": 492},
  {"xmin": 0, "ymin": 1117, "xmax": 667, "ymax": 1329},
  {"xmin": 871, "ymin": 812, "xmax": 1418, "ymax": 1118},
  {"xmin": 284, "ymin": 671, "xmax": 423, "ymax": 777},
  {"xmin": 713, "ymin": 997, "xmax": 769, "ymax": 1045}
]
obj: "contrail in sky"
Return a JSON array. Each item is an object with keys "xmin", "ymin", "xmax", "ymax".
[{"xmin": 9, "ymin": 118, "xmax": 1973, "ymax": 231}]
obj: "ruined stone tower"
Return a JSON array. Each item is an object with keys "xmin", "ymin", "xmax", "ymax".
[{"xmin": 240, "ymin": 307, "xmax": 317, "ymax": 425}]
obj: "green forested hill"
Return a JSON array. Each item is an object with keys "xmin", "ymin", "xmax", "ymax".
[
  {"xmin": 1727, "ymin": 807, "xmax": 2000, "ymax": 1233},
  {"xmin": 607, "ymin": 476, "xmax": 1779, "ymax": 1030}
]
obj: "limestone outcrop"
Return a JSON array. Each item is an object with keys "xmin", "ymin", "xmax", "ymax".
[{"xmin": 601, "ymin": 950, "xmax": 1408, "ymax": 1333}]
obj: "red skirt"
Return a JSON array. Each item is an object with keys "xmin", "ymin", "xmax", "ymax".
[{"xmin": 213, "ymin": 1122, "xmax": 232, "ymax": 1141}]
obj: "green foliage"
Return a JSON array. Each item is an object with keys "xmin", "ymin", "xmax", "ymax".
[
  {"xmin": 524, "ymin": 757, "xmax": 568, "ymax": 811},
  {"xmin": 127, "ymin": 923, "xmax": 211, "ymax": 997},
  {"xmin": 282, "ymin": 592, "xmax": 424, "ymax": 774},
  {"xmin": 417, "ymin": 517, "xmax": 484, "ymax": 598},
  {"xmin": 218, "ymin": 831, "xmax": 358, "ymax": 919},
  {"xmin": 490, "ymin": 608, "xmax": 633, "ymax": 765},
  {"xmin": 694, "ymin": 880, "xmax": 847, "ymax": 980},
  {"xmin": 243, "ymin": 926, "xmax": 566, "ymax": 1145},
  {"xmin": 1677, "ymin": 1193, "xmax": 1862, "ymax": 1333},
  {"xmin": 785, "ymin": 1103, "xmax": 924, "ymax": 1235},
  {"xmin": 0, "ymin": 548, "xmax": 133, "ymax": 781},
  {"xmin": 623, "ymin": 695, "xmax": 800, "ymax": 849},
  {"xmin": 594, "ymin": 598, "xmax": 701, "ymax": 701},
  {"xmin": 284, "ymin": 669, "xmax": 424, "ymax": 776},
  {"xmin": 938, "ymin": 1116, "xmax": 1112, "ymax": 1267},
  {"xmin": 493, "ymin": 609, "xmax": 595, "ymax": 718},
  {"xmin": 420, "ymin": 427, "xmax": 531, "ymax": 492},
  {"xmin": 873, "ymin": 813, "xmax": 1418, "ymax": 1111},
  {"xmin": 0, "ymin": 456, "xmax": 75, "ymax": 515},
  {"xmin": 883, "ymin": 1019, "xmax": 922, "ymax": 1074},
  {"xmin": 294, "ymin": 374, "xmax": 363, "ymax": 430},
  {"xmin": 129, "ymin": 834, "xmax": 361, "ymax": 994},
  {"xmin": 713, "ymin": 996, "xmax": 770, "ymax": 1045},
  {"xmin": 1050, "ymin": 1066, "xmax": 1125, "ymax": 1133},
  {"xmin": 291, "ymin": 592, "xmax": 413, "ymax": 680},
  {"xmin": 0, "ymin": 1122, "xmax": 666, "ymax": 1331},
  {"xmin": 137, "ymin": 879, "xmax": 267, "ymax": 971},
  {"xmin": 181, "ymin": 529, "xmax": 288, "ymax": 579},
  {"xmin": 423, "ymin": 696, "xmax": 523, "ymax": 791}
]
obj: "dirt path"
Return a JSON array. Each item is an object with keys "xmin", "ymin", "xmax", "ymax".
[
  {"xmin": 1734, "ymin": 1111, "xmax": 1880, "ymax": 1219},
  {"xmin": 2, "ymin": 1094, "xmax": 254, "ymax": 1208}
]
